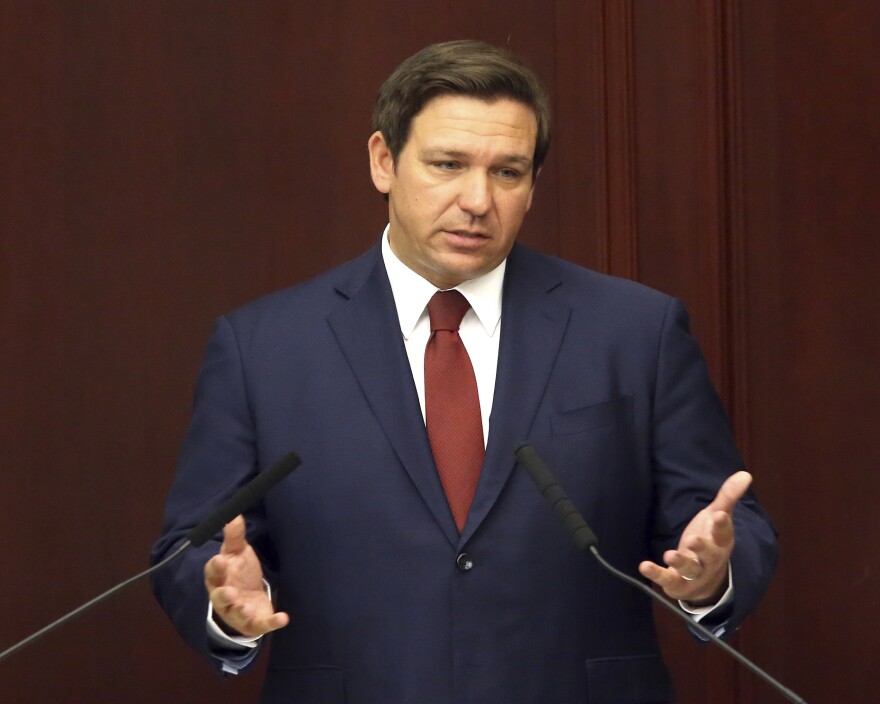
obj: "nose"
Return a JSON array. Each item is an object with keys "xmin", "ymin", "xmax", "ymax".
[{"xmin": 458, "ymin": 171, "xmax": 492, "ymax": 217}]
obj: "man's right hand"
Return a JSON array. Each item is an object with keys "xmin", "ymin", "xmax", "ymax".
[{"xmin": 204, "ymin": 515, "xmax": 290, "ymax": 638}]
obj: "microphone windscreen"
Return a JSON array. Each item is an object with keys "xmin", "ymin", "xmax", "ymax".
[
  {"xmin": 186, "ymin": 451, "xmax": 301, "ymax": 547},
  {"xmin": 515, "ymin": 443, "xmax": 598, "ymax": 550}
]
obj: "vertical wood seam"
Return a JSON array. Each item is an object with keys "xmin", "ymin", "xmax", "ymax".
[
  {"xmin": 716, "ymin": 1, "xmax": 754, "ymax": 697},
  {"xmin": 601, "ymin": 0, "xmax": 638, "ymax": 280}
]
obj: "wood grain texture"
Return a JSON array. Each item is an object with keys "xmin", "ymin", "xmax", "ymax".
[
  {"xmin": 2, "ymin": 1, "xmax": 876, "ymax": 702},
  {"xmin": 738, "ymin": 2, "xmax": 880, "ymax": 702}
]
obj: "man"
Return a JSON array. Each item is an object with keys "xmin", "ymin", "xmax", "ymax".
[{"xmin": 151, "ymin": 40, "xmax": 776, "ymax": 703}]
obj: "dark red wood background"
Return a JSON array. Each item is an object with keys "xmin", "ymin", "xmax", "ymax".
[{"xmin": 2, "ymin": 2, "xmax": 876, "ymax": 702}]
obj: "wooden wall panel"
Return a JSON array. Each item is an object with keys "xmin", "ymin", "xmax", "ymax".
[
  {"xmin": 3, "ymin": 1, "xmax": 876, "ymax": 702},
  {"xmin": 738, "ymin": 2, "xmax": 880, "ymax": 702},
  {"xmin": 627, "ymin": 3, "xmax": 741, "ymax": 703},
  {"xmin": 553, "ymin": 0, "xmax": 640, "ymax": 281},
  {"xmin": 630, "ymin": 0, "xmax": 729, "ymax": 379},
  {"xmin": 552, "ymin": 0, "xmax": 609, "ymax": 271}
]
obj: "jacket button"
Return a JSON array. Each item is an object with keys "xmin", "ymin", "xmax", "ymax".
[{"xmin": 456, "ymin": 553, "xmax": 474, "ymax": 572}]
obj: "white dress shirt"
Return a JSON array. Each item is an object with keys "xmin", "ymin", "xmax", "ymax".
[{"xmin": 381, "ymin": 225, "xmax": 505, "ymax": 446}]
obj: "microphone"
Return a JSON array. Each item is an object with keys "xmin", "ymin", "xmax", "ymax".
[
  {"xmin": 187, "ymin": 451, "xmax": 301, "ymax": 546},
  {"xmin": 0, "ymin": 450, "xmax": 301, "ymax": 665},
  {"xmin": 515, "ymin": 443, "xmax": 807, "ymax": 704}
]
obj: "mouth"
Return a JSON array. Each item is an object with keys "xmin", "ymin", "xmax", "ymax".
[
  {"xmin": 440, "ymin": 229, "xmax": 491, "ymax": 251},
  {"xmin": 442, "ymin": 229, "xmax": 490, "ymax": 241}
]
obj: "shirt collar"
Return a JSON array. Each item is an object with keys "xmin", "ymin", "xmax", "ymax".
[{"xmin": 381, "ymin": 225, "xmax": 505, "ymax": 339}]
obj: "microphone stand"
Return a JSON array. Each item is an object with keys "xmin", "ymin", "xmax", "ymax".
[
  {"xmin": 0, "ymin": 540, "xmax": 190, "ymax": 664},
  {"xmin": 0, "ymin": 450, "xmax": 300, "ymax": 665},
  {"xmin": 516, "ymin": 442, "xmax": 807, "ymax": 704}
]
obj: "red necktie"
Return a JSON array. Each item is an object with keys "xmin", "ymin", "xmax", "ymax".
[{"xmin": 424, "ymin": 290, "xmax": 484, "ymax": 533}]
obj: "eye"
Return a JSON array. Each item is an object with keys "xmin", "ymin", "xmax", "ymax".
[
  {"xmin": 497, "ymin": 167, "xmax": 524, "ymax": 180},
  {"xmin": 434, "ymin": 161, "xmax": 460, "ymax": 171}
]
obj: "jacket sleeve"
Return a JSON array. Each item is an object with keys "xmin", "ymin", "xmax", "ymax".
[
  {"xmin": 649, "ymin": 297, "xmax": 777, "ymax": 636},
  {"xmin": 150, "ymin": 315, "xmax": 275, "ymax": 672}
]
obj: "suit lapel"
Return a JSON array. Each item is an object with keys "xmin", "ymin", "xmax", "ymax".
[
  {"xmin": 327, "ymin": 244, "xmax": 571, "ymax": 548},
  {"xmin": 327, "ymin": 247, "xmax": 460, "ymax": 547},
  {"xmin": 461, "ymin": 246, "xmax": 571, "ymax": 545}
]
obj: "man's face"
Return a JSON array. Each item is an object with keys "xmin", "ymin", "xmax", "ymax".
[{"xmin": 369, "ymin": 95, "xmax": 538, "ymax": 289}]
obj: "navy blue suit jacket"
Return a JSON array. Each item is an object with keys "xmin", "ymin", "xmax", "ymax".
[{"xmin": 151, "ymin": 242, "xmax": 776, "ymax": 704}]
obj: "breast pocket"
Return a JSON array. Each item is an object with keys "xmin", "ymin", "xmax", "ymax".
[{"xmin": 551, "ymin": 396, "xmax": 633, "ymax": 437}]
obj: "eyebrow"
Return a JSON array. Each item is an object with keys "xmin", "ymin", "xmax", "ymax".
[{"xmin": 420, "ymin": 149, "xmax": 533, "ymax": 169}]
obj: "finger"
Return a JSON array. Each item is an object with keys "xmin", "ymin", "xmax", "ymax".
[
  {"xmin": 642, "ymin": 558, "xmax": 730, "ymax": 603},
  {"xmin": 220, "ymin": 515, "xmax": 249, "ymax": 556},
  {"xmin": 684, "ymin": 515, "xmax": 735, "ymax": 555},
  {"xmin": 209, "ymin": 585, "xmax": 241, "ymax": 614},
  {"xmin": 210, "ymin": 586, "xmax": 262, "ymax": 630},
  {"xmin": 682, "ymin": 538, "xmax": 725, "ymax": 574},
  {"xmin": 638, "ymin": 560, "xmax": 664, "ymax": 584},
  {"xmin": 204, "ymin": 554, "xmax": 228, "ymax": 589},
  {"xmin": 663, "ymin": 550, "xmax": 703, "ymax": 580},
  {"xmin": 211, "ymin": 595, "xmax": 253, "ymax": 635},
  {"xmin": 710, "ymin": 511, "xmax": 735, "ymax": 549},
  {"xmin": 233, "ymin": 611, "xmax": 290, "ymax": 638},
  {"xmin": 253, "ymin": 611, "xmax": 290, "ymax": 634},
  {"xmin": 707, "ymin": 470, "xmax": 752, "ymax": 515},
  {"xmin": 214, "ymin": 597, "xmax": 290, "ymax": 638},
  {"xmin": 639, "ymin": 560, "xmax": 684, "ymax": 593}
]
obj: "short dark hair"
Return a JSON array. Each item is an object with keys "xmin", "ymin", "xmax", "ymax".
[{"xmin": 371, "ymin": 40, "xmax": 551, "ymax": 180}]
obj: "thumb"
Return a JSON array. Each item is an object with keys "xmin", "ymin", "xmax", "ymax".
[
  {"xmin": 220, "ymin": 515, "xmax": 249, "ymax": 556},
  {"xmin": 708, "ymin": 470, "xmax": 752, "ymax": 514}
]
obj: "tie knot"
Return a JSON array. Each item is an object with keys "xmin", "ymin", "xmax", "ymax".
[{"xmin": 428, "ymin": 290, "xmax": 470, "ymax": 332}]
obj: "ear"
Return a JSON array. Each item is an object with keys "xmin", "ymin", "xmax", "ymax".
[{"xmin": 368, "ymin": 131, "xmax": 395, "ymax": 194}]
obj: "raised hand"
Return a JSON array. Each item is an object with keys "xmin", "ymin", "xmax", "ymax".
[
  {"xmin": 639, "ymin": 471, "xmax": 752, "ymax": 605},
  {"xmin": 204, "ymin": 515, "xmax": 289, "ymax": 637}
]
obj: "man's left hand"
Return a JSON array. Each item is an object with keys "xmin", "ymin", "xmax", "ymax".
[{"xmin": 638, "ymin": 470, "xmax": 752, "ymax": 606}]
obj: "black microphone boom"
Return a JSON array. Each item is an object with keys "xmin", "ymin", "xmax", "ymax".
[
  {"xmin": 514, "ymin": 442, "xmax": 807, "ymax": 704},
  {"xmin": 0, "ymin": 450, "xmax": 301, "ymax": 665},
  {"xmin": 514, "ymin": 443, "xmax": 598, "ymax": 550},
  {"xmin": 187, "ymin": 451, "xmax": 301, "ymax": 546}
]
